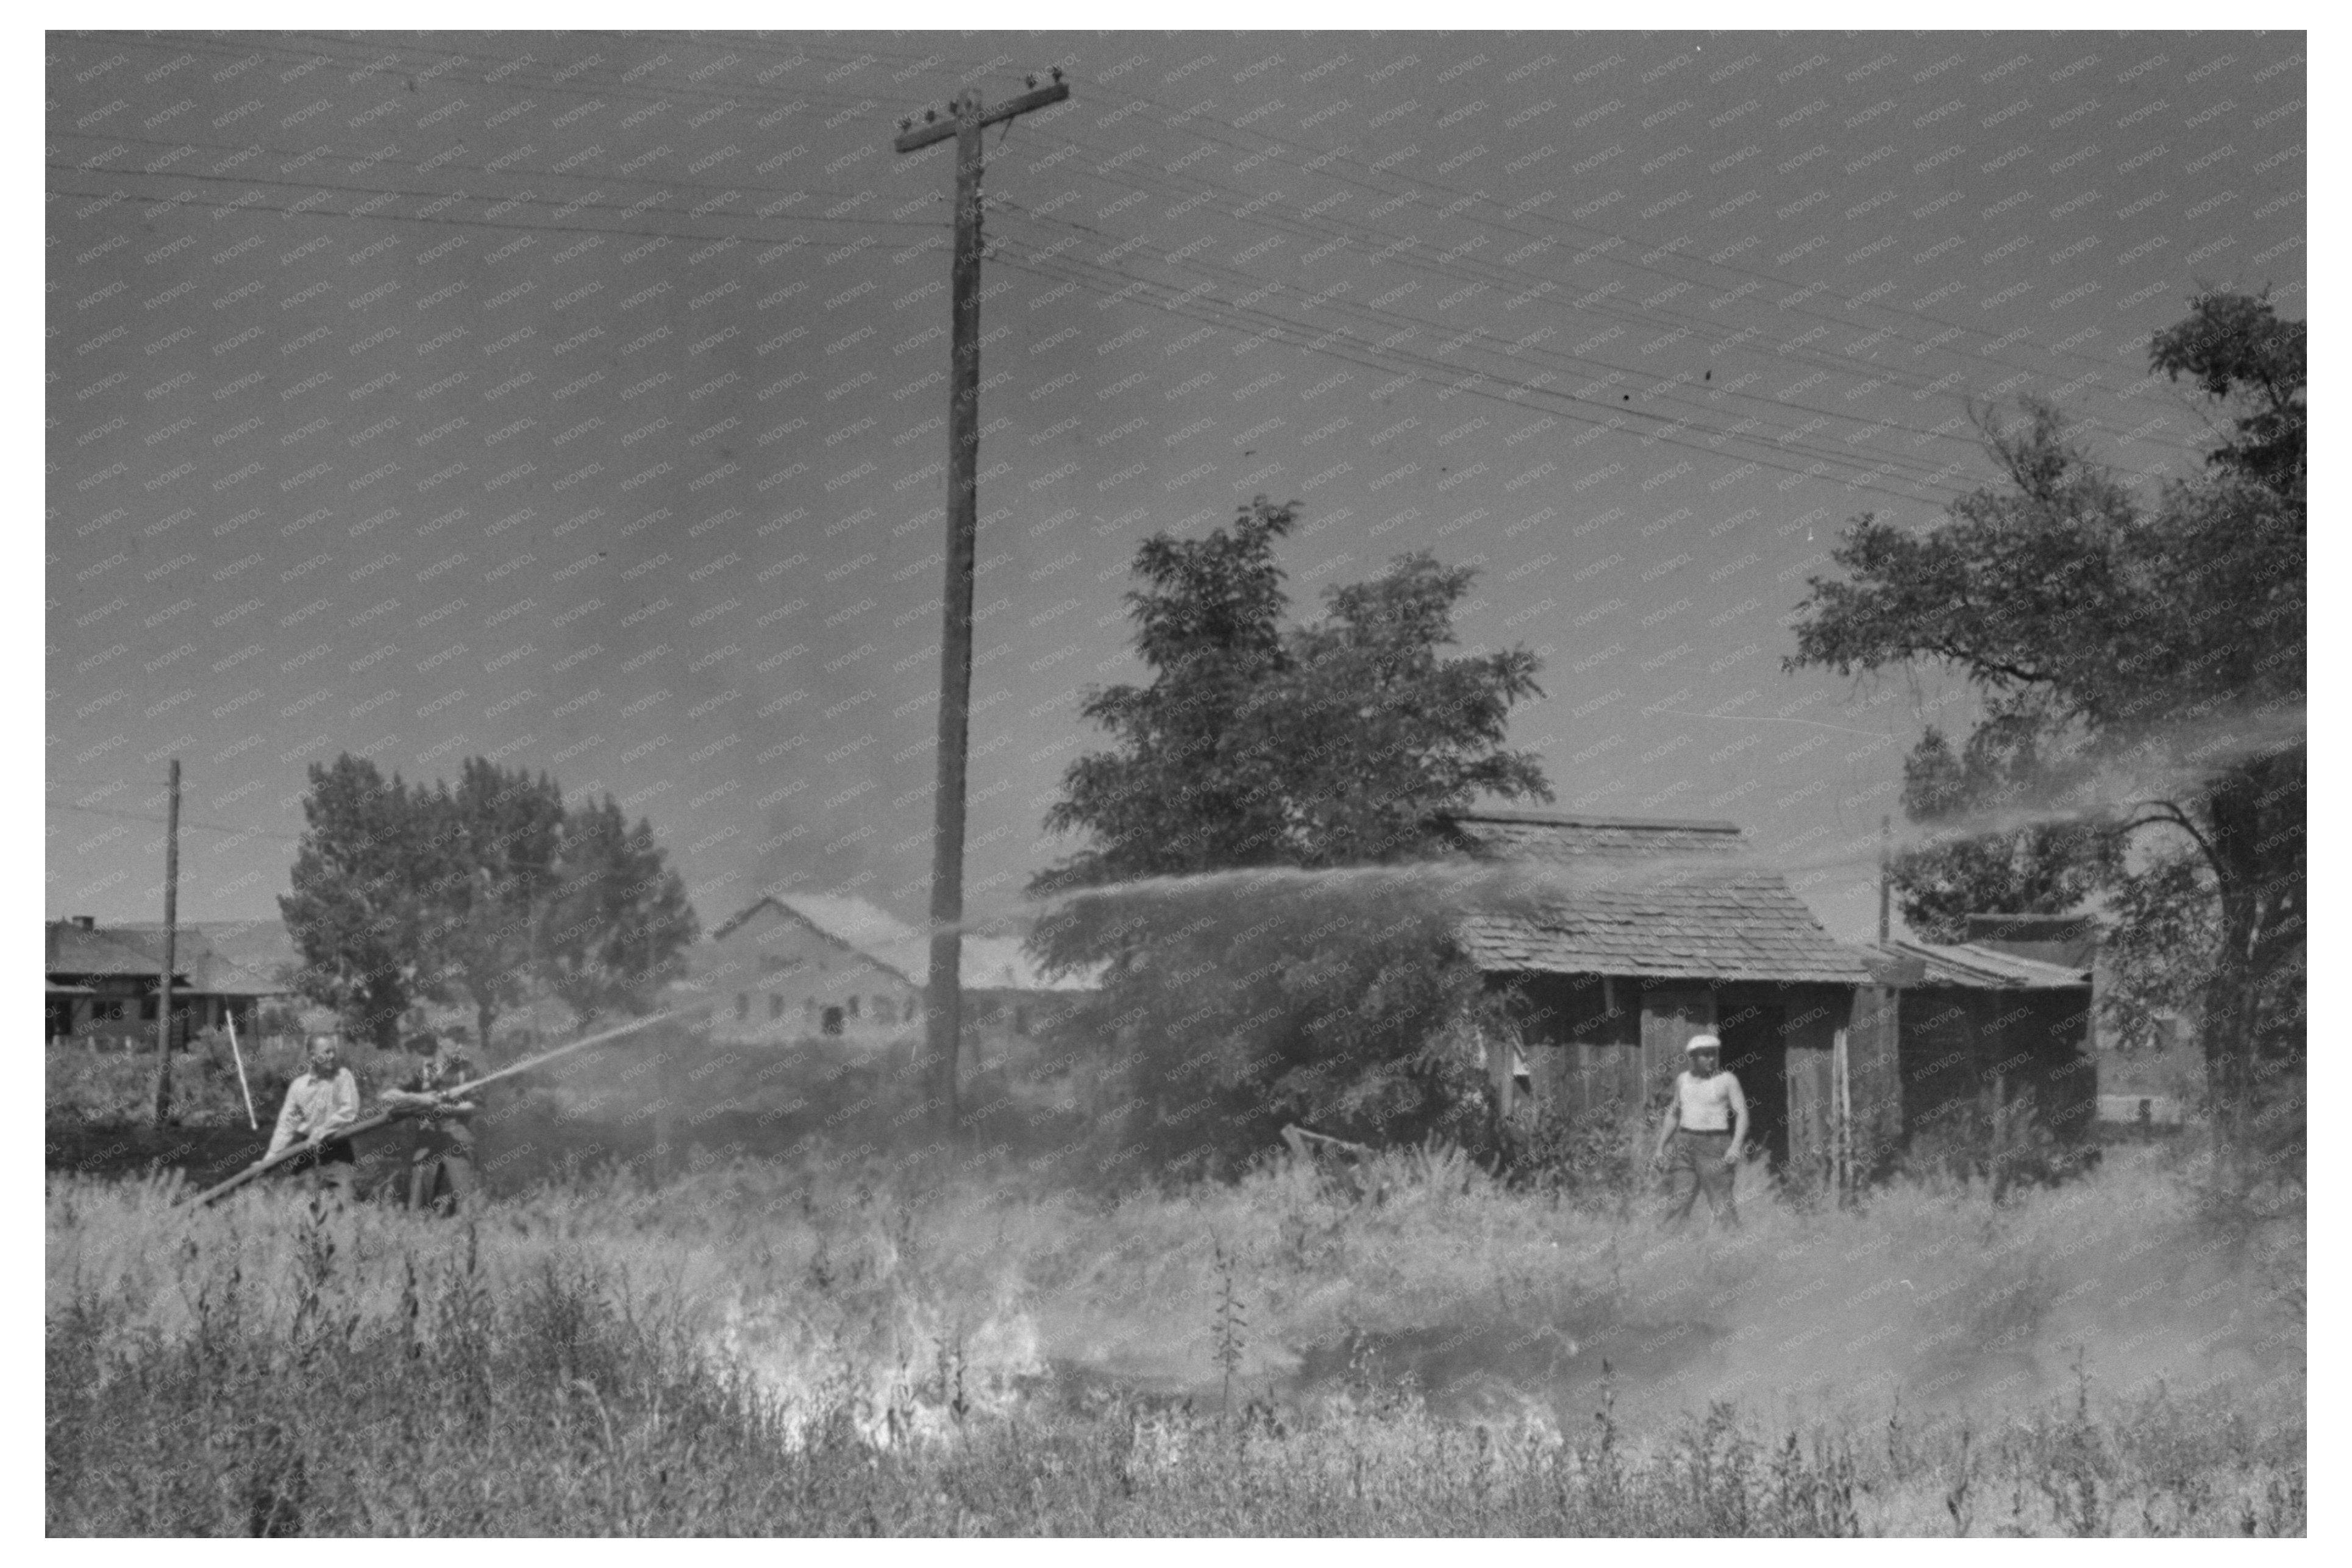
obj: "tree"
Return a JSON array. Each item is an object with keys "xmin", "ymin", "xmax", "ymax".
[
  {"xmin": 280, "ymin": 753, "xmax": 702, "ymax": 1059},
  {"xmin": 419, "ymin": 759, "xmax": 568, "ymax": 1060},
  {"xmin": 280, "ymin": 755, "xmax": 443, "ymax": 1051},
  {"xmin": 1036, "ymin": 499, "xmax": 1548, "ymax": 889},
  {"xmin": 1888, "ymin": 719, "xmax": 2120, "ymax": 942},
  {"xmin": 1033, "ymin": 497, "xmax": 1304, "ymax": 890},
  {"xmin": 540, "ymin": 793, "xmax": 701, "ymax": 1025},
  {"xmin": 1789, "ymin": 291, "xmax": 2304, "ymax": 1182},
  {"xmin": 1030, "ymin": 497, "xmax": 1552, "ymax": 1173}
]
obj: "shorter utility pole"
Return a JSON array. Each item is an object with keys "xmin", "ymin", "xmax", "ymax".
[
  {"xmin": 1876, "ymin": 814, "xmax": 1892, "ymax": 944},
  {"xmin": 149, "ymin": 758, "xmax": 180, "ymax": 1128}
]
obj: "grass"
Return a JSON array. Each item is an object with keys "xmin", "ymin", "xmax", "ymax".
[
  {"xmin": 46, "ymin": 1036, "xmax": 414, "ymax": 1131},
  {"xmin": 46, "ymin": 1136, "xmax": 2303, "ymax": 1536}
]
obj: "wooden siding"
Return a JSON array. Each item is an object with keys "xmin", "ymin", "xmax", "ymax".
[
  {"xmin": 1894, "ymin": 985, "xmax": 2098, "ymax": 1156},
  {"xmin": 1639, "ymin": 985, "xmax": 1714, "ymax": 1105},
  {"xmin": 1846, "ymin": 985, "xmax": 1905, "ymax": 1178}
]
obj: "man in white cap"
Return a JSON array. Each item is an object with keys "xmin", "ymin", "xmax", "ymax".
[{"xmin": 1650, "ymin": 1033, "xmax": 1748, "ymax": 1227}]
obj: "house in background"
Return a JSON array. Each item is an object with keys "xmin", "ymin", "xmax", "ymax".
[
  {"xmin": 690, "ymin": 893, "xmax": 1093, "ymax": 1049},
  {"xmin": 45, "ymin": 916, "xmax": 290, "ymax": 1051},
  {"xmin": 1443, "ymin": 811, "xmax": 1881, "ymax": 1189}
]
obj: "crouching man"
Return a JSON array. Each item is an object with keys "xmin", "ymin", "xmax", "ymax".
[
  {"xmin": 383, "ymin": 1032, "xmax": 479, "ymax": 1214},
  {"xmin": 267, "ymin": 1032, "xmax": 361, "ymax": 1200},
  {"xmin": 1651, "ymin": 1033, "xmax": 1747, "ymax": 1229}
]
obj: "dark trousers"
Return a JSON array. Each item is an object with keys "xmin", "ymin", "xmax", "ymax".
[
  {"xmin": 408, "ymin": 1122, "xmax": 477, "ymax": 1214},
  {"xmin": 1664, "ymin": 1129, "xmax": 1739, "ymax": 1228}
]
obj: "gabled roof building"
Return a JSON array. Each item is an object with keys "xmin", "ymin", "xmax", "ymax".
[
  {"xmin": 45, "ymin": 916, "xmax": 289, "ymax": 1050},
  {"xmin": 1439, "ymin": 811, "xmax": 2098, "ymax": 1191},
  {"xmin": 689, "ymin": 893, "xmax": 1091, "ymax": 1047},
  {"xmin": 1441, "ymin": 810, "xmax": 1878, "ymax": 1189}
]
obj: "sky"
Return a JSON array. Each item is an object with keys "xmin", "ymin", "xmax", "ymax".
[{"xmin": 43, "ymin": 25, "xmax": 2306, "ymax": 945}]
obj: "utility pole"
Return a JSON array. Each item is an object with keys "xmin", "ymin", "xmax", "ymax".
[
  {"xmin": 150, "ymin": 758, "xmax": 180, "ymax": 1128},
  {"xmin": 1877, "ymin": 814, "xmax": 1892, "ymax": 944},
  {"xmin": 893, "ymin": 69, "xmax": 1070, "ymax": 1138}
]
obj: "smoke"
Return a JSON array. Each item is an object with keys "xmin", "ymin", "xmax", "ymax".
[{"xmin": 1883, "ymin": 700, "xmax": 2306, "ymax": 856}]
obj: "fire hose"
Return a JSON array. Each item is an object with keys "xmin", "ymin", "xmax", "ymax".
[{"xmin": 182, "ymin": 1004, "xmax": 708, "ymax": 1209}]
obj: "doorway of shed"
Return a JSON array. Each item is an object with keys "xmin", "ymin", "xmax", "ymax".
[{"xmin": 1717, "ymin": 1003, "xmax": 1789, "ymax": 1171}]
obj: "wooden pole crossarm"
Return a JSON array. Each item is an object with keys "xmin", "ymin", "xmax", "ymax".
[{"xmin": 893, "ymin": 82, "xmax": 1069, "ymax": 153}]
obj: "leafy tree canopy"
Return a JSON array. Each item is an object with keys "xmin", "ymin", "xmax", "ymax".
[
  {"xmin": 280, "ymin": 754, "xmax": 699, "ymax": 1055},
  {"xmin": 1030, "ymin": 498, "xmax": 1551, "ymax": 1173},
  {"xmin": 1790, "ymin": 291, "xmax": 2304, "ymax": 1175}
]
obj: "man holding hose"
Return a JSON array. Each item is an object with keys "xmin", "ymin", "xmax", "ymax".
[
  {"xmin": 1651, "ymin": 1033, "xmax": 1748, "ymax": 1228},
  {"xmin": 383, "ymin": 1032, "xmax": 481, "ymax": 1214},
  {"xmin": 266, "ymin": 1032, "xmax": 361, "ymax": 1200}
]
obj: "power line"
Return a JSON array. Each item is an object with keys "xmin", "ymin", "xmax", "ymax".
[
  {"xmin": 48, "ymin": 161, "xmax": 941, "ymax": 232},
  {"xmin": 50, "ymin": 124, "xmax": 938, "ymax": 221},
  {"xmin": 47, "ymin": 799, "xmax": 302, "ymax": 845},
  {"xmin": 989, "ymin": 195, "xmax": 2012, "ymax": 491},
  {"xmin": 48, "ymin": 174, "xmax": 1976, "ymax": 506},
  {"xmin": 1007, "ymin": 118, "xmax": 2209, "ymax": 463},
  {"xmin": 983, "ymin": 236, "xmax": 1961, "ymax": 510},
  {"xmin": 45, "ymin": 176, "xmax": 936, "ymax": 252},
  {"xmin": 66, "ymin": 30, "xmax": 2209, "ymax": 452}
]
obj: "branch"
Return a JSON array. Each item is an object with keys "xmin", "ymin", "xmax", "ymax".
[
  {"xmin": 1926, "ymin": 640, "xmax": 2054, "ymax": 690},
  {"xmin": 2120, "ymin": 799, "xmax": 2223, "ymax": 880}
]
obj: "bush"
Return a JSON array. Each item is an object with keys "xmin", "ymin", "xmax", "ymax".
[{"xmin": 1500, "ymin": 1100, "xmax": 1652, "ymax": 1209}]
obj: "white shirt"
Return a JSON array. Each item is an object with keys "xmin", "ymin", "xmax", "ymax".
[
  {"xmin": 268, "ymin": 1067, "xmax": 359, "ymax": 1157},
  {"xmin": 1675, "ymin": 1068, "xmax": 1744, "ymax": 1133}
]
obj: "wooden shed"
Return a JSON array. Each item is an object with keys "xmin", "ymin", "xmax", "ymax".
[
  {"xmin": 1848, "ymin": 939, "xmax": 2099, "ymax": 1178},
  {"xmin": 1440, "ymin": 812, "xmax": 1881, "ymax": 1192}
]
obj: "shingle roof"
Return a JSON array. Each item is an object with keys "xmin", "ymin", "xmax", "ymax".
[
  {"xmin": 1439, "ymin": 812, "xmax": 1870, "ymax": 985},
  {"xmin": 1851, "ymin": 940, "xmax": 2092, "ymax": 990},
  {"xmin": 45, "ymin": 922, "xmax": 289, "ymax": 994},
  {"xmin": 46, "ymin": 924, "xmax": 162, "ymax": 978}
]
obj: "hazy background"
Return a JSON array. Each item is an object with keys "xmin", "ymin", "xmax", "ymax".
[{"xmin": 44, "ymin": 26, "xmax": 2305, "ymax": 943}]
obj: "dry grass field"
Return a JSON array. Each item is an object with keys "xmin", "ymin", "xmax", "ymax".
[{"xmin": 46, "ymin": 1112, "xmax": 2303, "ymax": 1535}]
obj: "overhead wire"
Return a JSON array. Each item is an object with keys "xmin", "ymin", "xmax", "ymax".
[
  {"xmin": 980, "ymin": 235, "xmax": 1962, "ymax": 509},
  {"xmin": 53, "ymin": 32, "xmax": 2214, "ymax": 502},
  {"xmin": 101, "ymin": 24, "xmax": 2233, "ymax": 436},
  {"xmin": 986, "ymin": 191, "xmax": 2009, "ymax": 494},
  {"xmin": 70, "ymin": 29, "xmax": 2197, "ymax": 453},
  {"xmin": 1003, "ymin": 117, "xmax": 2208, "ymax": 464}
]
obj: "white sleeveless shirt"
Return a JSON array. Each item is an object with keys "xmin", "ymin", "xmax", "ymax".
[{"xmin": 1676, "ymin": 1069, "xmax": 1738, "ymax": 1133}]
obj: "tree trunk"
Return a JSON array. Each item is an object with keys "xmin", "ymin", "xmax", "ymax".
[
  {"xmin": 475, "ymin": 999, "xmax": 498, "ymax": 1063},
  {"xmin": 2197, "ymin": 758, "xmax": 2293, "ymax": 1191}
]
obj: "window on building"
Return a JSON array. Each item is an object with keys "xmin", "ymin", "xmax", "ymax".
[
  {"xmin": 847, "ymin": 995, "xmax": 860, "ymax": 1019},
  {"xmin": 735, "ymin": 992, "xmax": 749, "ymax": 1021},
  {"xmin": 770, "ymin": 994, "xmax": 784, "ymax": 1020},
  {"xmin": 821, "ymin": 1005, "xmax": 844, "ymax": 1036}
]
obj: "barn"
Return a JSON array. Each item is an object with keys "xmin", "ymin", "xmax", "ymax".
[
  {"xmin": 1442, "ymin": 811, "xmax": 1881, "ymax": 1191},
  {"xmin": 696, "ymin": 894, "xmax": 928, "ymax": 1045},
  {"xmin": 692, "ymin": 893, "xmax": 1093, "ymax": 1049}
]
